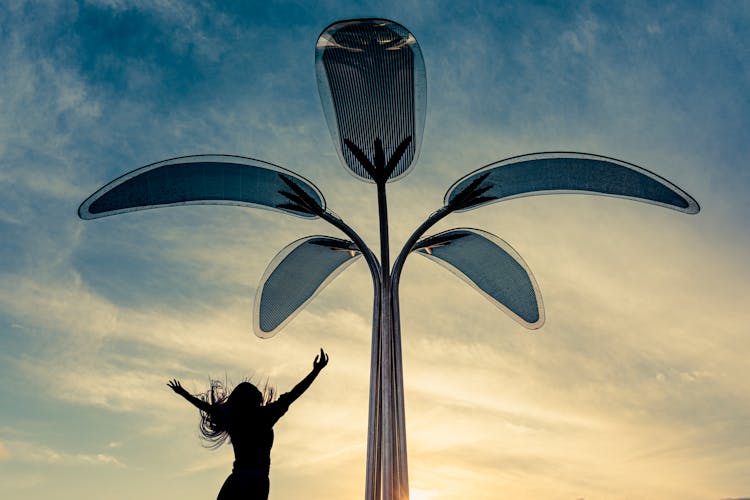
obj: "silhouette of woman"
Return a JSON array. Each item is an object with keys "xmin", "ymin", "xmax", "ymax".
[{"xmin": 168, "ymin": 348, "xmax": 329, "ymax": 500}]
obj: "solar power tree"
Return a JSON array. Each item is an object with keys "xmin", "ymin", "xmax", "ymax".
[{"xmin": 78, "ymin": 18, "xmax": 700, "ymax": 500}]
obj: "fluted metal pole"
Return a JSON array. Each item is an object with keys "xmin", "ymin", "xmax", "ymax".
[{"xmin": 377, "ymin": 180, "xmax": 398, "ymax": 499}]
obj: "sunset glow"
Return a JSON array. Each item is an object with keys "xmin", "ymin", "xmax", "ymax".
[{"xmin": 1, "ymin": 2, "xmax": 748, "ymax": 499}]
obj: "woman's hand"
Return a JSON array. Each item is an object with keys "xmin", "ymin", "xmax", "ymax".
[
  {"xmin": 167, "ymin": 379, "xmax": 187, "ymax": 395},
  {"xmin": 313, "ymin": 348, "xmax": 329, "ymax": 372},
  {"xmin": 168, "ymin": 379, "xmax": 212, "ymax": 412}
]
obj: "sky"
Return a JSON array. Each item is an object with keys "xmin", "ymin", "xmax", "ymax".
[{"xmin": 0, "ymin": 1, "xmax": 748, "ymax": 499}]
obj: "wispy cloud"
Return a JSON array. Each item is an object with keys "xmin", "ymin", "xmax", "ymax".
[{"xmin": 0, "ymin": 438, "xmax": 124, "ymax": 467}]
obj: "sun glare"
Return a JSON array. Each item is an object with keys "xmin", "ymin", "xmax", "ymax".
[{"xmin": 410, "ymin": 488, "xmax": 437, "ymax": 500}]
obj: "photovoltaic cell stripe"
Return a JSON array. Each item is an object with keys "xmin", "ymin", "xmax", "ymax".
[{"xmin": 320, "ymin": 22, "xmax": 416, "ymax": 181}]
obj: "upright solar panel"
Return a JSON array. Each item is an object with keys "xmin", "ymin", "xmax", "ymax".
[{"xmin": 316, "ymin": 19, "xmax": 426, "ymax": 182}]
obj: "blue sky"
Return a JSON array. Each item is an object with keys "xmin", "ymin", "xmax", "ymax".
[{"xmin": 1, "ymin": 1, "xmax": 749, "ymax": 499}]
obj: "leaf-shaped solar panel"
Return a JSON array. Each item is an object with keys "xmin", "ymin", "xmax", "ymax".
[
  {"xmin": 316, "ymin": 19, "xmax": 426, "ymax": 183},
  {"xmin": 254, "ymin": 236, "xmax": 361, "ymax": 338},
  {"xmin": 78, "ymin": 155, "xmax": 325, "ymax": 220},
  {"xmin": 414, "ymin": 228, "xmax": 544, "ymax": 329},
  {"xmin": 445, "ymin": 152, "xmax": 700, "ymax": 214}
]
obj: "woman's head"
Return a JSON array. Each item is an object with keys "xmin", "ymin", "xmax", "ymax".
[
  {"xmin": 197, "ymin": 378, "xmax": 276, "ymax": 448},
  {"xmin": 228, "ymin": 382, "xmax": 263, "ymax": 409}
]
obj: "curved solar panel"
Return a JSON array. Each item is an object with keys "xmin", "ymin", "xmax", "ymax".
[
  {"xmin": 254, "ymin": 236, "xmax": 361, "ymax": 338},
  {"xmin": 445, "ymin": 152, "xmax": 700, "ymax": 214},
  {"xmin": 78, "ymin": 155, "xmax": 325, "ymax": 220},
  {"xmin": 414, "ymin": 228, "xmax": 544, "ymax": 329},
  {"xmin": 316, "ymin": 18, "xmax": 426, "ymax": 183}
]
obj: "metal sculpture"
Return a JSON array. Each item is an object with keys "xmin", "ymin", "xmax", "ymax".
[{"xmin": 79, "ymin": 18, "xmax": 699, "ymax": 500}]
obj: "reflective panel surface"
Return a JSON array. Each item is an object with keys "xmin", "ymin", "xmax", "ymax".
[
  {"xmin": 78, "ymin": 155, "xmax": 325, "ymax": 220},
  {"xmin": 316, "ymin": 18, "xmax": 426, "ymax": 183},
  {"xmin": 254, "ymin": 236, "xmax": 361, "ymax": 338},
  {"xmin": 414, "ymin": 228, "xmax": 544, "ymax": 328},
  {"xmin": 445, "ymin": 152, "xmax": 700, "ymax": 213}
]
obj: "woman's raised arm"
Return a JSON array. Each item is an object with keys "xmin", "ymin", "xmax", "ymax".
[
  {"xmin": 285, "ymin": 348, "xmax": 329, "ymax": 405},
  {"xmin": 168, "ymin": 379, "xmax": 212, "ymax": 413}
]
